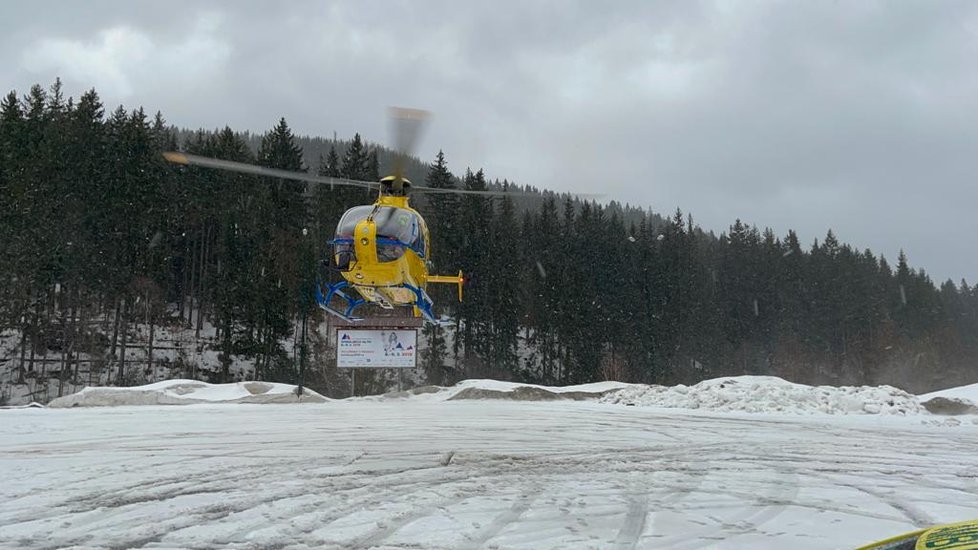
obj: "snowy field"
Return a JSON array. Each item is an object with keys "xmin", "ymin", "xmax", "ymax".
[{"xmin": 2, "ymin": 382, "xmax": 978, "ymax": 549}]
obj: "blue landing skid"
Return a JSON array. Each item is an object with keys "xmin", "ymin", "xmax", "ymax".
[
  {"xmin": 316, "ymin": 281, "xmax": 365, "ymax": 322},
  {"xmin": 403, "ymin": 282, "xmax": 453, "ymax": 327},
  {"xmin": 316, "ymin": 280, "xmax": 452, "ymax": 326}
]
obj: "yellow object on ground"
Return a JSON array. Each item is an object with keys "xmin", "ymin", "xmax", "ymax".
[{"xmin": 856, "ymin": 519, "xmax": 978, "ymax": 550}]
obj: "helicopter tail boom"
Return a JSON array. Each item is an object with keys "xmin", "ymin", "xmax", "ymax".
[{"xmin": 427, "ymin": 270, "xmax": 464, "ymax": 302}]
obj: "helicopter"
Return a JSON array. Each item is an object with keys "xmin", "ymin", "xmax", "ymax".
[{"xmin": 162, "ymin": 108, "xmax": 494, "ymax": 325}]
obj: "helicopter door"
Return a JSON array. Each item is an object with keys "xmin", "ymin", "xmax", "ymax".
[{"xmin": 333, "ymin": 205, "xmax": 374, "ymax": 270}]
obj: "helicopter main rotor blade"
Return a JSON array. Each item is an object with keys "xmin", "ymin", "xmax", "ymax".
[
  {"xmin": 411, "ymin": 185, "xmax": 518, "ymax": 196},
  {"xmin": 412, "ymin": 183, "xmax": 604, "ymax": 199},
  {"xmin": 390, "ymin": 107, "xmax": 430, "ymax": 159},
  {"xmin": 162, "ymin": 152, "xmax": 378, "ymax": 191},
  {"xmin": 389, "ymin": 107, "xmax": 430, "ymax": 192}
]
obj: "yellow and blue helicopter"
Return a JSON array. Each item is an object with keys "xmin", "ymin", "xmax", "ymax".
[
  {"xmin": 163, "ymin": 109, "xmax": 485, "ymax": 325},
  {"xmin": 322, "ymin": 173, "xmax": 464, "ymax": 323}
]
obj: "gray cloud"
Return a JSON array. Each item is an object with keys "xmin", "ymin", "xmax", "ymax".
[{"xmin": 2, "ymin": 0, "xmax": 975, "ymax": 283}]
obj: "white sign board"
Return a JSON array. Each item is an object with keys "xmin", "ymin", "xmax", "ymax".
[{"xmin": 337, "ymin": 329, "xmax": 418, "ymax": 369}]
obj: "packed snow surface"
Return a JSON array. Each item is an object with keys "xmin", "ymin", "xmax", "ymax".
[
  {"xmin": 3, "ymin": 396, "xmax": 978, "ymax": 549},
  {"xmin": 47, "ymin": 379, "xmax": 326, "ymax": 407}
]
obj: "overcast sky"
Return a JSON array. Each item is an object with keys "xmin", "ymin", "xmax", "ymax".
[{"xmin": 2, "ymin": 1, "xmax": 976, "ymax": 284}]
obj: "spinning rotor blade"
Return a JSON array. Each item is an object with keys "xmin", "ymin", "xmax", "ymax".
[
  {"xmin": 162, "ymin": 152, "xmax": 377, "ymax": 191},
  {"xmin": 388, "ymin": 107, "xmax": 430, "ymax": 191},
  {"xmin": 411, "ymin": 184, "xmax": 603, "ymax": 199},
  {"xmin": 384, "ymin": 107, "xmax": 601, "ymax": 200},
  {"xmin": 411, "ymin": 185, "xmax": 521, "ymax": 196}
]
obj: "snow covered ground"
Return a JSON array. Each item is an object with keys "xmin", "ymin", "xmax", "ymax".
[{"xmin": 2, "ymin": 379, "xmax": 978, "ymax": 549}]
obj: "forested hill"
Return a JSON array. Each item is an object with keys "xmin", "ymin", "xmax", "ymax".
[{"xmin": 1, "ymin": 80, "xmax": 976, "ymax": 403}]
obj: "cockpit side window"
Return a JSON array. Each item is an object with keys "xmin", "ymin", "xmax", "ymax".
[
  {"xmin": 332, "ymin": 205, "xmax": 373, "ymax": 270},
  {"xmin": 373, "ymin": 207, "xmax": 424, "ymax": 258},
  {"xmin": 335, "ymin": 205, "xmax": 374, "ymax": 237},
  {"xmin": 333, "ymin": 206, "xmax": 425, "ymax": 262}
]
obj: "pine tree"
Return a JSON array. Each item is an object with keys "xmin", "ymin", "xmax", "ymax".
[
  {"xmin": 419, "ymin": 151, "xmax": 459, "ymax": 382},
  {"xmin": 424, "ymin": 151, "xmax": 460, "ymax": 275},
  {"xmin": 313, "ymin": 145, "xmax": 345, "ymax": 246},
  {"xmin": 341, "ymin": 133, "xmax": 370, "ymax": 181},
  {"xmin": 487, "ymin": 184, "xmax": 521, "ymax": 373},
  {"xmin": 0, "ymin": 91, "xmax": 27, "ymax": 331},
  {"xmin": 205, "ymin": 127, "xmax": 258, "ymax": 381},
  {"xmin": 336, "ymin": 133, "xmax": 372, "ymax": 209},
  {"xmin": 254, "ymin": 118, "xmax": 308, "ymax": 382},
  {"xmin": 456, "ymin": 169, "xmax": 492, "ymax": 375},
  {"xmin": 324, "ymin": 146, "xmax": 340, "ymax": 177},
  {"xmin": 525, "ymin": 197, "xmax": 563, "ymax": 383}
]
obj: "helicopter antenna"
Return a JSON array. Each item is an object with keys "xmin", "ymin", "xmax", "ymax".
[{"xmin": 388, "ymin": 107, "xmax": 430, "ymax": 195}]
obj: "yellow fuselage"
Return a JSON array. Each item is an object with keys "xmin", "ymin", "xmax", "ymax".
[{"xmin": 341, "ymin": 196, "xmax": 428, "ymax": 308}]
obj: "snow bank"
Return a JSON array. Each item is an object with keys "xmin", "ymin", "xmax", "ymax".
[
  {"xmin": 918, "ymin": 382, "xmax": 978, "ymax": 416},
  {"xmin": 599, "ymin": 376, "xmax": 924, "ymax": 415},
  {"xmin": 455, "ymin": 379, "xmax": 633, "ymax": 394},
  {"xmin": 920, "ymin": 382, "xmax": 978, "ymax": 404},
  {"xmin": 59, "ymin": 376, "xmax": 978, "ymax": 418},
  {"xmin": 0, "ymin": 402, "xmax": 45, "ymax": 409},
  {"xmin": 381, "ymin": 379, "xmax": 632, "ymax": 402},
  {"xmin": 386, "ymin": 376, "xmax": 926, "ymax": 415},
  {"xmin": 448, "ymin": 379, "xmax": 630, "ymax": 401},
  {"xmin": 47, "ymin": 379, "xmax": 326, "ymax": 408},
  {"xmin": 397, "ymin": 376, "xmax": 925, "ymax": 416}
]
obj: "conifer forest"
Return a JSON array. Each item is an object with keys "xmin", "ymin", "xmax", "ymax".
[{"xmin": 1, "ymin": 80, "xmax": 976, "ymax": 402}]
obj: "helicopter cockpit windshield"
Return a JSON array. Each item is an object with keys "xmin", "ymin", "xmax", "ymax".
[{"xmin": 333, "ymin": 205, "xmax": 425, "ymax": 267}]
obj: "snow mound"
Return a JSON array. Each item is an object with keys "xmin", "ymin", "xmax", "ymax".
[
  {"xmin": 449, "ymin": 385, "xmax": 618, "ymax": 402},
  {"xmin": 917, "ymin": 382, "xmax": 978, "ymax": 416},
  {"xmin": 599, "ymin": 375, "xmax": 923, "ymax": 416},
  {"xmin": 367, "ymin": 377, "xmax": 976, "ymax": 418},
  {"xmin": 0, "ymin": 402, "xmax": 45, "ymax": 409},
  {"xmin": 381, "ymin": 379, "xmax": 633, "ymax": 402},
  {"xmin": 455, "ymin": 379, "xmax": 633, "ymax": 394},
  {"xmin": 48, "ymin": 379, "xmax": 326, "ymax": 408},
  {"xmin": 920, "ymin": 382, "xmax": 978, "ymax": 404},
  {"xmin": 382, "ymin": 377, "xmax": 929, "ymax": 416},
  {"xmin": 920, "ymin": 397, "xmax": 978, "ymax": 416},
  {"xmin": 449, "ymin": 379, "xmax": 630, "ymax": 401}
]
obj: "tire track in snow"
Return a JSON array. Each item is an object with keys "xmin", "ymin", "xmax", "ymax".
[
  {"xmin": 460, "ymin": 492, "xmax": 539, "ymax": 550},
  {"xmin": 613, "ymin": 494, "xmax": 649, "ymax": 550},
  {"xmin": 648, "ymin": 461, "xmax": 798, "ymax": 549},
  {"xmin": 0, "ymin": 452, "xmax": 364, "ymax": 546},
  {"xmin": 808, "ymin": 471, "xmax": 937, "ymax": 528},
  {"xmin": 190, "ymin": 457, "xmax": 497, "ymax": 547},
  {"xmin": 349, "ymin": 494, "xmax": 472, "ymax": 549}
]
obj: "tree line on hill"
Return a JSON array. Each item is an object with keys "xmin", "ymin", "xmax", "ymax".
[{"xmin": 1, "ymin": 80, "xmax": 975, "ymax": 399}]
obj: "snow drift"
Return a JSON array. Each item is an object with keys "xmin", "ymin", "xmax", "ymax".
[
  {"xmin": 381, "ymin": 379, "xmax": 631, "ymax": 402},
  {"xmin": 423, "ymin": 376, "xmax": 932, "ymax": 416},
  {"xmin": 43, "ymin": 375, "xmax": 978, "ymax": 418},
  {"xmin": 918, "ymin": 382, "xmax": 978, "ymax": 416},
  {"xmin": 47, "ymin": 379, "xmax": 326, "ymax": 408},
  {"xmin": 598, "ymin": 375, "xmax": 923, "ymax": 415},
  {"xmin": 920, "ymin": 381, "xmax": 978, "ymax": 403}
]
